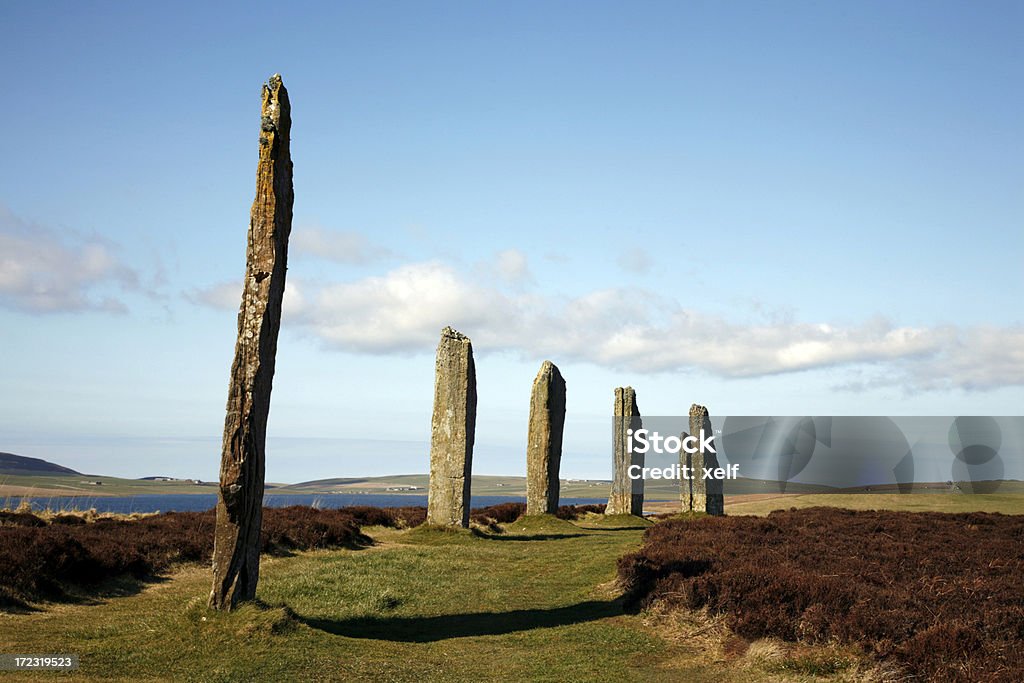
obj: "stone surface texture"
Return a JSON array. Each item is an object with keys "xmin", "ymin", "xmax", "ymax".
[
  {"xmin": 210, "ymin": 74, "xmax": 293, "ymax": 610},
  {"xmin": 689, "ymin": 403, "xmax": 724, "ymax": 515},
  {"xmin": 680, "ymin": 430, "xmax": 694, "ymax": 512},
  {"xmin": 607, "ymin": 387, "xmax": 643, "ymax": 516},
  {"xmin": 526, "ymin": 361, "xmax": 566, "ymax": 515},
  {"xmin": 426, "ymin": 327, "xmax": 477, "ymax": 527}
]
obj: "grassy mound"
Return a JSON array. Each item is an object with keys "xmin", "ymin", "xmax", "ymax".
[
  {"xmin": 401, "ymin": 524, "xmax": 479, "ymax": 545},
  {"xmin": 494, "ymin": 513, "xmax": 586, "ymax": 537},
  {"xmin": 575, "ymin": 513, "xmax": 653, "ymax": 530}
]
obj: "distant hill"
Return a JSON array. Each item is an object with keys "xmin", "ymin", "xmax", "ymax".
[
  {"xmin": 0, "ymin": 452, "xmax": 80, "ymax": 476},
  {"xmin": 287, "ymin": 477, "xmax": 371, "ymax": 489}
]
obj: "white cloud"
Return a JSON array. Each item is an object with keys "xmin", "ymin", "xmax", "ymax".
[
  {"xmin": 189, "ymin": 258, "xmax": 1024, "ymax": 392},
  {"xmin": 0, "ymin": 206, "xmax": 138, "ymax": 313},
  {"xmin": 301, "ymin": 262, "xmax": 518, "ymax": 353},
  {"xmin": 908, "ymin": 327, "xmax": 1024, "ymax": 391},
  {"xmin": 291, "ymin": 226, "xmax": 392, "ymax": 264}
]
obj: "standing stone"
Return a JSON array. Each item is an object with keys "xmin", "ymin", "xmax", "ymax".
[
  {"xmin": 209, "ymin": 74, "xmax": 293, "ymax": 610},
  {"xmin": 688, "ymin": 405, "xmax": 708, "ymax": 513},
  {"xmin": 526, "ymin": 361, "xmax": 566, "ymax": 515},
  {"xmin": 679, "ymin": 430, "xmax": 693, "ymax": 512},
  {"xmin": 427, "ymin": 327, "xmax": 477, "ymax": 527},
  {"xmin": 607, "ymin": 387, "xmax": 643, "ymax": 516},
  {"xmin": 689, "ymin": 404, "xmax": 724, "ymax": 515}
]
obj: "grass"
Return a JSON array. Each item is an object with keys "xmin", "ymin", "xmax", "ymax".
[
  {"xmin": 0, "ymin": 514, "xmax": 861, "ymax": 682},
  {"xmin": 724, "ymin": 492, "xmax": 1024, "ymax": 516}
]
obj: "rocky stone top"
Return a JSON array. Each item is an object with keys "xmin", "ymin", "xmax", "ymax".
[{"xmin": 440, "ymin": 325, "xmax": 469, "ymax": 341}]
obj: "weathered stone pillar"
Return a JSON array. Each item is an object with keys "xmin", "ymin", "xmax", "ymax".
[
  {"xmin": 427, "ymin": 327, "xmax": 477, "ymax": 527},
  {"xmin": 688, "ymin": 405, "xmax": 707, "ymax": 513},
  {"xmin": 210, "ymin": 74, "xmax": 293, "ymax": 610},
  {"xmin": 607, "ymin": 387, "xmax": 643, "ymax": 516},
  {"xmin": 679, "ymin": 431, "xmax": 693, "ymax": 512},
  {"xmin": 526, "ymin": 361, "xmax": 566, "ymax": 515},
  {"xmin": 689, "ymin": 404, "xmax": 724, "ymax": 515}
]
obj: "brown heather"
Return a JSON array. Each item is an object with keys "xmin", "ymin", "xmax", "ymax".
[{"xmin": 617, "ymin": 507, "xmax": 1024, "ymax": 683}]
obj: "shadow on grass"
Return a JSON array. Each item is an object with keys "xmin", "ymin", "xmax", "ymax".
[
  {"xmin": 300, "ymin": 598, "xmax": 624, "ymax": 641},
  {"xmin": 472, "ymin": 531, "xmax": 590, "ymax": 541},
  {"xmin": 0, "ymin": 594, "xmax": 41, "ymax": 613},
  {"xmin": 1, "ymin": 573, "xmax": 172, "ymax": 614}
]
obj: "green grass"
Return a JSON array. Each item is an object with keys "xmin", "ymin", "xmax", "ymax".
[{"xmin": 1, "ymin": 515, "xmax": 849, "ymax": 683}]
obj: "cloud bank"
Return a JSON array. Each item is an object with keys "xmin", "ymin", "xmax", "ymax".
[{"xmin": 191, "ymin": 257, "xmax": 1023, "ymax": 392}]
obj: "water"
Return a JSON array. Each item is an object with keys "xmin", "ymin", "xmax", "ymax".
[{"xmin": 7, "ymin": 493, "xmax": 608, "ymax": 514}]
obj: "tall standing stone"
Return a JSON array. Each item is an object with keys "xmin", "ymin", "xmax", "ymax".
[
  {"xmin": 679, "ymin": 430, "xmax": 693, "ymax": 512},
  {"xmin": 209, "ymin": 74, "xmax": 293, "ymax": 610},
  {"xmin": 607, "ymin": 387, "xmax": 643, "ymax": 516},
  {"xmin": 526, "ymin": 361, "xmax": 566, "ymax": 515},
  {"xmin": 689, "ymin": 404, "xmax": 724, "ymax": 515},
  {"xmin": 427, "ymin": 327, "xmax": 477, "ymax": 527},
  {"xmin": 688, "ymin": 405, "xmax": 708, "ymax": 513}
]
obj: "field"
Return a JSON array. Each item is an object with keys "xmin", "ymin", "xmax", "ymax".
[
  {"xmin": 722, "ymin": 491, "xmax": 1024, "ymax": 516},
  {"xmin": 2, "ymin": 497, "xmax": 1022, "ymax": 681},
  {"xmin": 0, "ymin": 472, "xmax": 615, "ymax": 501},
  {"xmin": 5, "ymin": 459, "xmax": 1022, "ymax": 507},
  {"xmin": 2, "ymin": 510, "xmax": 880, "ymax": 682},
  {"xmin": 277, "ymin": 473, "xmax": 617, "ymax": 499},
  {"xmin": 0, "ymin": 473, "xmax": 218, "ymax": 499},
  {"xmin": 0, "ymin": 513, "xmax": 788, "ymax": 683}
]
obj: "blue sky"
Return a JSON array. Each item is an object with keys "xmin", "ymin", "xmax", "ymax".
[{"xmin": 1, "ymin": 1, "xmax": 1021, "ymax": 482}]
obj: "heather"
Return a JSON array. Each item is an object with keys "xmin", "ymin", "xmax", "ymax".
[{"xmin": 618, "ymin": 507, "xmax": 1024, "ymax": 682}]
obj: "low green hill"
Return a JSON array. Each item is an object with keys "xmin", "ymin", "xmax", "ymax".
[{"xmin": 0, "ymin": 452, "xmax": 80, "ymax": 476}]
